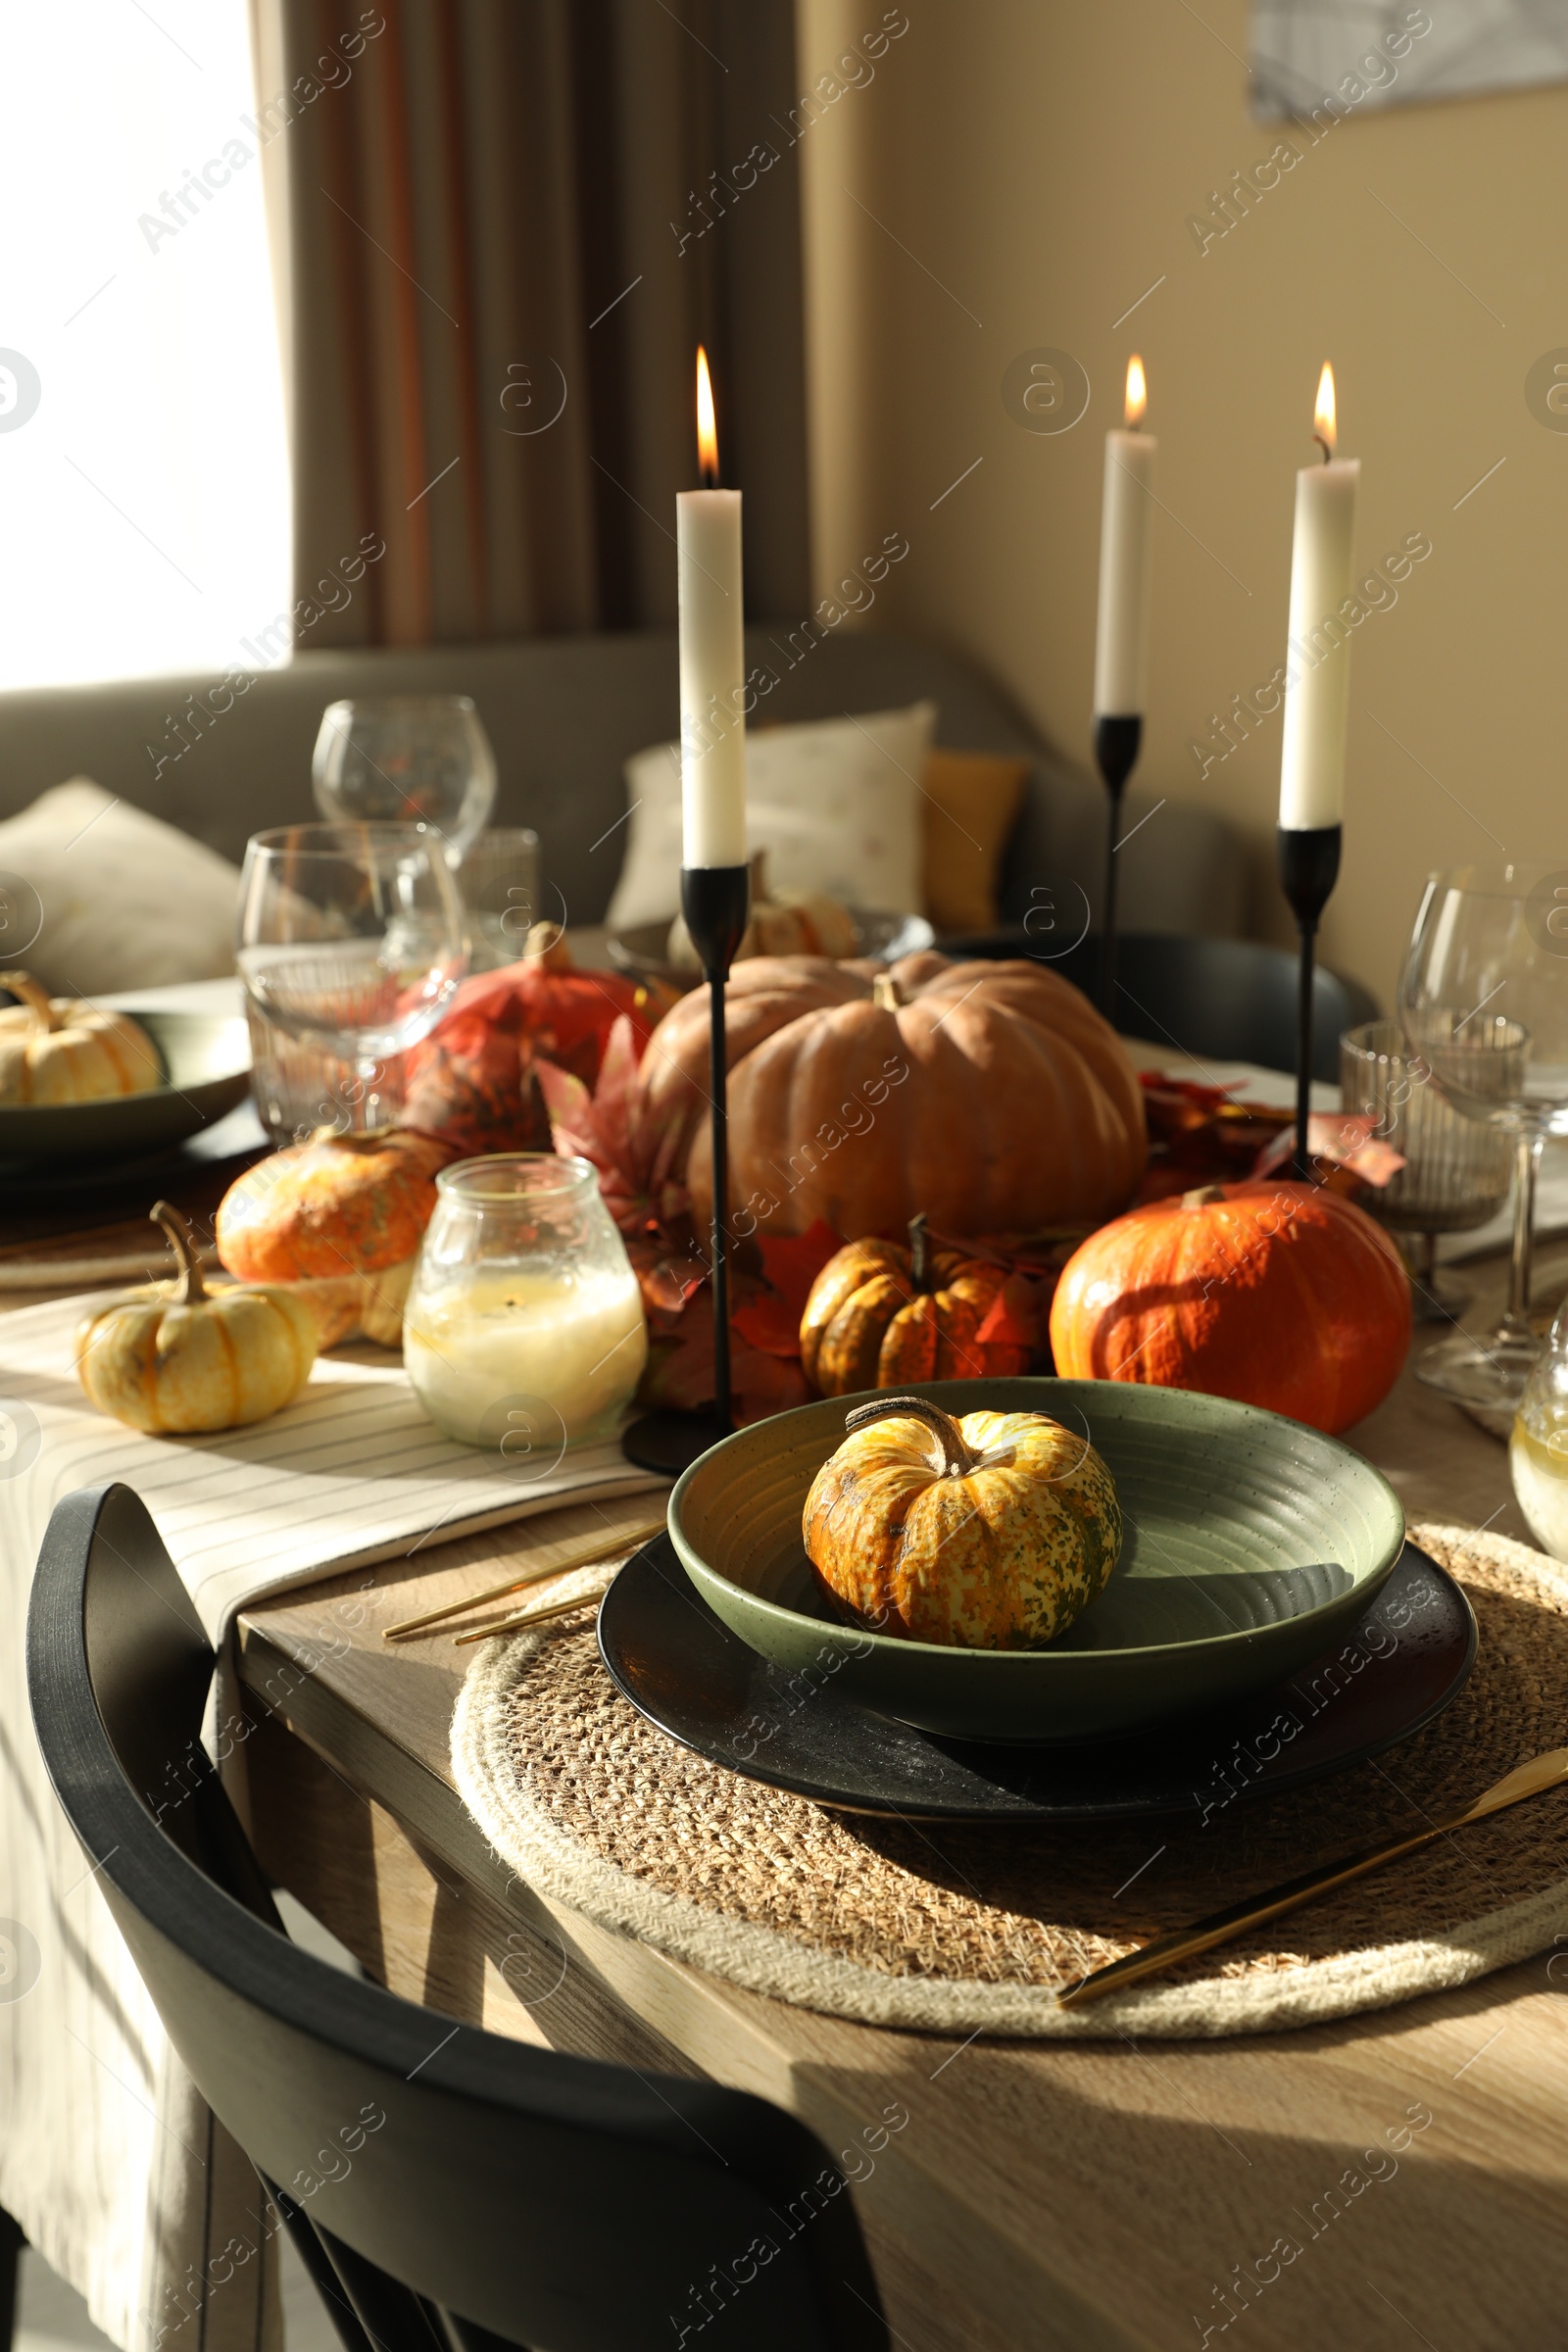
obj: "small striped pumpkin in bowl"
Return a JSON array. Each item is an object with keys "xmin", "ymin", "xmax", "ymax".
[{"xmin": 802, "ymin": 1394, "xmax": 1122, "ymax": 1649}]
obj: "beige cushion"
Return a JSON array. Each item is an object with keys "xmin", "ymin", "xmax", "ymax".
[
  {"xmin": 606, "ymin": 701, "xmax": 935, "ymax": 927},
  {"xmin": 0, "ymin": 779, "xmax": 241, "ymax": 996},
  {"xmin": 919, "ymin": 749, "xmax": 1028, "ymax": 935}
]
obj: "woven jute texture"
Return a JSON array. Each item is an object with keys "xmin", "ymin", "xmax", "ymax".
[{"xmin": 450, "ymin": 1525, "xmax": 1568, "ymax": 2039}]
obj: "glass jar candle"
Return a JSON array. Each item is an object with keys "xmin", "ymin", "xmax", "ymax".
[
  {"xmin": 404, "ymin": 1155, "xmax": 647, "ymax": 1449},
  {"xmin": 1511, "ymin": 1295, "xmax": 1568, "ymax": 1558}
]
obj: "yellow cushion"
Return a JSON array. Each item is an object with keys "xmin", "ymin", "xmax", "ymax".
[{"xmin": 919, "ymin": 749, "xmax": 1028, "ymax": 935}]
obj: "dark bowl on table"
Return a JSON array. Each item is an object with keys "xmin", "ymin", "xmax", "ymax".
[{"xmin": 0, "ymin": 1009, "xmax": 253, "ymax": 1164}]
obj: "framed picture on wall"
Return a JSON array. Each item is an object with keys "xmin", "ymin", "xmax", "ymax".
[{"xmin": 1250, "ymin": 2, "xmax": 1568, "ymax": 119}]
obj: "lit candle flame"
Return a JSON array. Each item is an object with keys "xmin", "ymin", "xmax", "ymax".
[
  {"xmin": 1313, "ymin": 361, "xmax": 1337, "ymax": 460},
  {"xmin": 696, "ymin": 345, "xmax": 718, "ymax": 486},
  {"xmin": 1124, "ymin": 354, "xmax": 1147, "ymax": 428}
]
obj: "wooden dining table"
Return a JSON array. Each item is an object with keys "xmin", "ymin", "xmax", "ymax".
[
  {"xmin": 212, "ymin": 1235, "xmax": 1568, "ymax": 2352},
  {"xmin": 6, "ymin": 1160, "xmax": 1566, "ymax": 2352}
]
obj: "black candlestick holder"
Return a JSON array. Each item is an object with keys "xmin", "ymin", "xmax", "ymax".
[
  {"xmin": 1094, "ymin": 714, "xmax": 1142, "ymax": 1018},
  {"xmin": 1276, "ymin": 823, "xmax": 1343, "ymax": 1184},
  {"xmin": 621, "ymin": 861, "xmax": 751, "ymax": 1479}
]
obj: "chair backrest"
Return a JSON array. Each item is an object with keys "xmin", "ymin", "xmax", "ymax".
[
  {"xmin": 27, "ymin": 1484, "xmax": 888, "ymax": 2352},
  {"xmin": 942, "ymin": 928, "xmax": 1379, "ymax": 1080}
]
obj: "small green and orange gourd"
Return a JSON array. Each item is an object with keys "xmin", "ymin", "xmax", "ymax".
[{"xmin": 803, "ymin": 1394, "xmax": 1122, "ymax": 1649}]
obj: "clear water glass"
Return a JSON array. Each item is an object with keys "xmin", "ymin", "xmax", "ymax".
[
  {"xmin": 1340, "ymin": 1019, "xmax": 1514, "ymax": 1322},
  {"xmin": 404, "ymin": 1155, "xmax": 647, "ymax": 1451},
  {"xmin": 1398, "ymin": 864, "xmax": 1568, "ymax": 1410},
  {"xmin": 458, "ymin": 827, "xmax": 541, "ymax": 971},
  {"xmin": 244, "ymin": 1007, "xmax": 408, "ymax": 1146},
  {"xmin": 237, "ymin": 823, "xmax": 467, "ymax": 1131},
  {"xmin": 312, "ymin": 696, "xmax": 497, "ymax": 861}
]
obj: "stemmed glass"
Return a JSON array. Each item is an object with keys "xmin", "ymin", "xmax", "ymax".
[
  {"xmin": 1340, "ymin": 1018, "xmax": 1515, "ymax": 1323},
  {"xmin": 238, "ymin": 825, "xmax": 468, "ymax": 1132},
  {"xmin": 1399, "ymin": 864, "xmax": 1568, "ymax": 1412},
  {"xmin": 312, "ymin": 696, "xmax": 497, "ymax": 862}
]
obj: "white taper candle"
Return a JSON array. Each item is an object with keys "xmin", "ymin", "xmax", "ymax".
[
  {"xmin": 1093, "ymin": 357, "xmax": 1155, "ymax": 718},
  {"xmin": 1279, "ymin": 365, "xmax": 1359, "ymax": 830},
  {"xmin": 677, "ymin": 347, "xmax": 746, "ymax": 868}
]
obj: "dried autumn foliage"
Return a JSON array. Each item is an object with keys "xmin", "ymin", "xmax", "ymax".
[
  {"xmin": 400, "ymin": 931, "xmax": 659, "ymax": 1158},
  {"xmin": 533, "ymin": 1014, "xmax": 688, "ymax": 1241}
]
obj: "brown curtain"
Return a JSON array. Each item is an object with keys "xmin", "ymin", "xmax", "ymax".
[{"xmin": 250, "ymin": 0, "xmax": 811, "ymax": 644}]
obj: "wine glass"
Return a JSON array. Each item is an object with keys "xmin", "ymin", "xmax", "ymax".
[
  {"xmin": 312, "ymin": 696, "xmax": 497, "ymax": 861},
  {"xmin": 238, "ymin": 824, "xmax": 468, "ymax": 1131},
  {"xmin": 1398, "ymin": 864, "xmax": 1568, "ymax": 1415},
  {"xmin": 1340, "ymin": 1018, "xmax": 1514, "ymax": 1323}
]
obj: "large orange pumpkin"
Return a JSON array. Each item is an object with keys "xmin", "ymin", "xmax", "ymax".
[
  {"xmin": 1049, "ymin": 1180, "xmax": 1411, "ymax": 1435},
  {"xmin": 644, "ymin": 952, "xmax": 1145, "ymax": 1241}
]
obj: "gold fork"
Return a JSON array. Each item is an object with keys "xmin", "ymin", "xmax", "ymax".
[{"xmin": 1056, "ymin": 1745, "xmax": 1568, "ymax": 2011}]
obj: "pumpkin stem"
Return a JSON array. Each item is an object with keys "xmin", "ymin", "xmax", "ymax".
[
  {"xmin": 150, "ymin": 1200, "xmax": 206, "ymax": 1305},
  {"xmin": 526, "ymin": 921, "xmax": 572, "ymax": 973},
  {"xmin": 0, "ymin": 972, "xmax": 59, "ymax": 1033},
  {"xmin": 843, "ymin": 1393, "xmax": 978, "ymax": 1478},
  {"xmin": 308, "ymin": 1124, "xmax": 395, "ymax": 1153},
  {"xmin": 872, "ymin": 972, "xmax": 903, "ymax": 1012},
  {"xmin": 1182, "ymin": 1184, "xmax": 1228, "ymax": 1208},
  {"xmin": 908, "ymin": 1211, "xmax": 931, "ymax": 1294},
  {"xmin": 749, "ymin": 848, "xmax": 769, "ymax": 901}
]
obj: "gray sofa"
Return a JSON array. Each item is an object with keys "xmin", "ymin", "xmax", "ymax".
[{"xmin": 0, "ymin": 630, "xmax": 1242, "ymax": 939}]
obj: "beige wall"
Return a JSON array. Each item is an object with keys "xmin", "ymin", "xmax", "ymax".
[{"xmin": 797, "ymin": 0, "xmax": 1568, "ymax": 1007}]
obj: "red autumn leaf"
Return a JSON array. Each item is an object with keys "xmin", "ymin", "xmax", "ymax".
[
  {"xmin": 756, "ymin": 1219, "xmax": 843, "ymax": 1323},
  {"xmin": 638, "ymin": 1319, "xmax": 811, "ymax": 1424},
  {"xmin": 535, "ymin": 1014, "xmax": 689, "ymax": 1239},
  {"xmin": 973, "ymin": 1271, "xmax": 1046, "ymax": 1353},
  {"xmin": 731, "ymin": 1288, "xmax": 807, "ymax": 1357},
  {"xmin": 401, "ymin": 956, "xmax": 656, "ymax": 1156}
]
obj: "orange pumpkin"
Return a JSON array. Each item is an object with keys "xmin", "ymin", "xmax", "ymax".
[
  {"xmin": 1049, "ymin": 1180, "xmax": 1411, "ymax": 1435},
  {"xmin": 644, "ymin": 952, "xmax": 1145, "ymax": 1241},
  {"xmin": 802, "ymin": 1215, "xmax": 1029, "ymax": 1394},
  {"xmin": 216, "ymin": 1127, "xmax": 456, "ymax": 1284}
]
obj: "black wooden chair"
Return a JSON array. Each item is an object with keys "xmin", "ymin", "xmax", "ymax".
[
  {"xmin": 0, "ymin": 2209, "xmax": 22, "ymax": 2352},
  {"xmin": 941, "ymin": 928, "xmax": 1379, "ymax": 1082},
  {"xmin": 27, "ymin": 1484, "xmax": 888, "ymax": 2352}
]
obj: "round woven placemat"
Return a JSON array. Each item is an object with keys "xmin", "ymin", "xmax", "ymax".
[{"xmin": 450, "ymin": 1524, "xmax": 1568, "ymax": 2038}]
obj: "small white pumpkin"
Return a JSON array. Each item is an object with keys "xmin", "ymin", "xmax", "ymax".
[
  {"xmin": 0, "ymin": 971, "xmax": 158, "ymax": 1104},
  {"xmin": 76, "ymin": 1202, "xmax": 320, "ymax": 1434}
]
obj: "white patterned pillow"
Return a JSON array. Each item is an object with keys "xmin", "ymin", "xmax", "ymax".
[
  {"xmin": 0, "ymin": 779, "xmax": 241, "ymax": 995},
  {"xmin": 606, "ymin": 701, "xmax": 935, "ymax": 926}
]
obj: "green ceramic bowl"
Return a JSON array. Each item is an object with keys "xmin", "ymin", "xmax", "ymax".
[{"xmin": 668, "ymin": 1378, "xmax": 1405, "ymax": 1743}]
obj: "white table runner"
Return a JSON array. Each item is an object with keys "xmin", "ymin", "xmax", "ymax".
[{"xmin": 0, "ymin": 1293, "xmax": 662, "ymax": 2352}]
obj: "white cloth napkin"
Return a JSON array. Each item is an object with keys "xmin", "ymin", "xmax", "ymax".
[{"xmin": 0, "ymin": 1293, "xmax": 663, "ymax": 2352}]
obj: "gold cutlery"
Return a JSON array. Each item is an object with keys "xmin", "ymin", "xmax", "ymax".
[
  {"xmin": 1056, "ymin": 1744, "xmax": 1568, "ymax": 2012},
  {"xmin": 380, "ymin": 1517, "xmax": 666, "ymax": 1642},
  {"xmin": 452, "ymin": 1588, "xmax": 608, "ymax": 1647}
]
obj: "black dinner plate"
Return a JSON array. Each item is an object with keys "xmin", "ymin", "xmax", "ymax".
[{"xmin": 597, "ymin": 1536, "xmax": 1477, "ymax": 1822}]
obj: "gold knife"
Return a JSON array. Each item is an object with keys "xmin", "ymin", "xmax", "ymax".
[
  {"xmin": 1056, "ymin": 1744, "xmax": 1568, "ymax": 2012},
  {"xmin": 381, "ymin": 1517, "xmax": 667, "ymax": 1641}
]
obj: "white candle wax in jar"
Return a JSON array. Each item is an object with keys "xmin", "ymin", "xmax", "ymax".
[
  {"xmin": 1279, "ymin": 364, "xmax": 1359, "ymax": 830},
  {"xmin": 1093, "ymin": 356, "xmax": 1155, "ymax": 718},
  {"xmin": 678, "ymin": 346, "xmax": 746, "ymax": 869},
  {"xmin": 403, "ymin": 1155, "xmax": 648, "ymax": 1452},
  {"xmin": 405, "ymin": 1267, "xmax": 647, "ymax": 1449}
]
